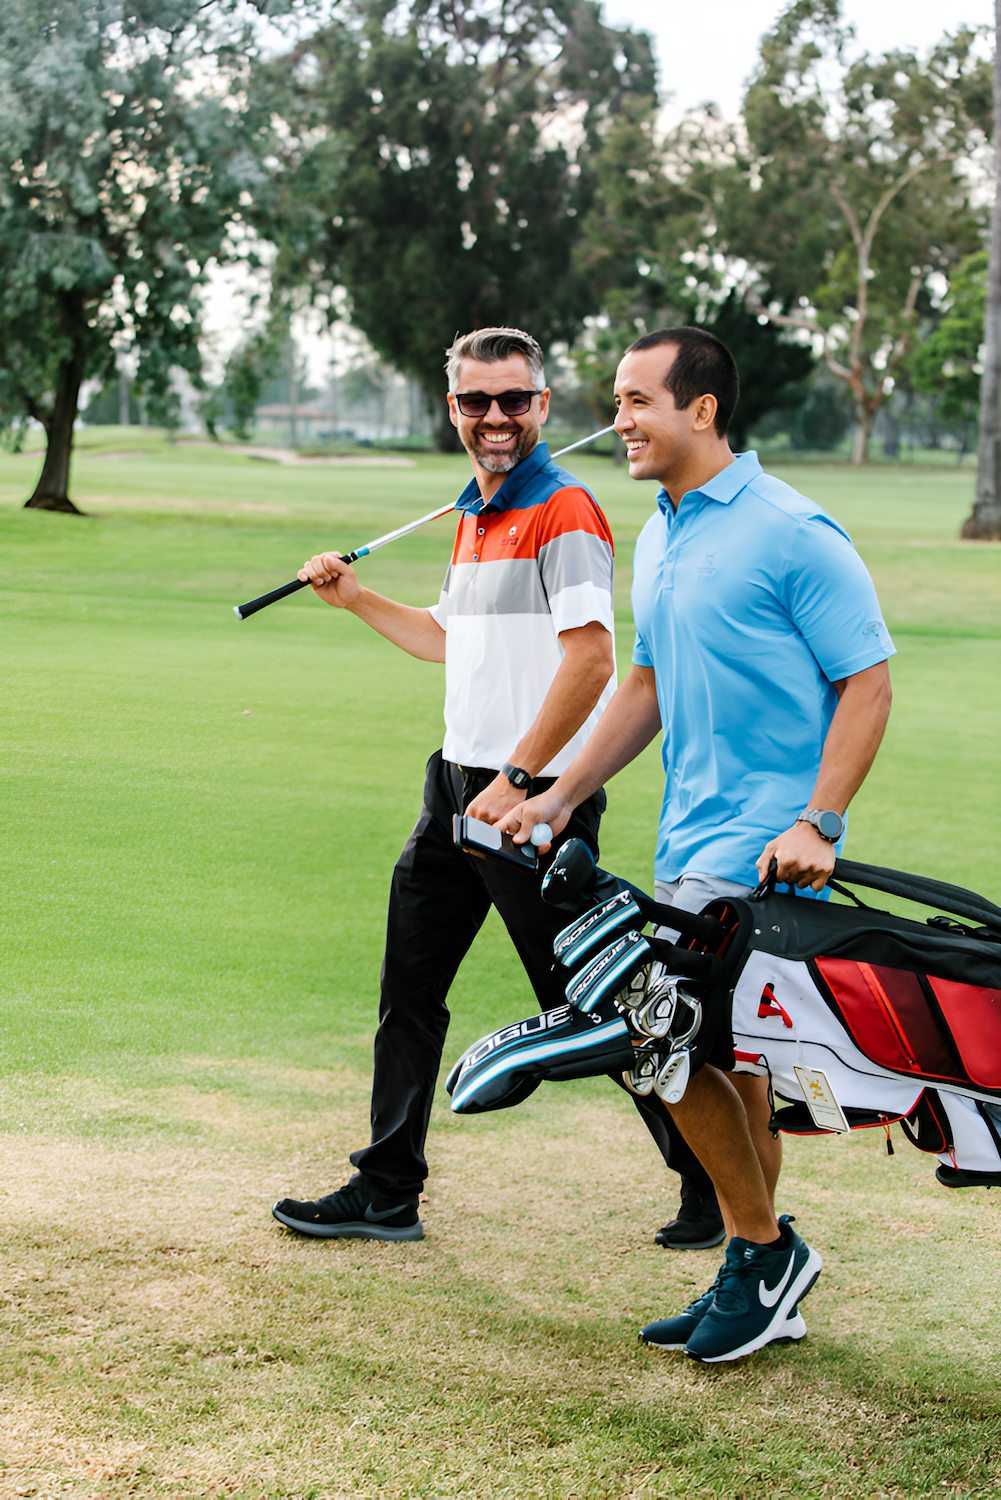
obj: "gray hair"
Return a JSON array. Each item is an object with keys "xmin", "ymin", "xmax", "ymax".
[{"xmin": 444, "ymin": 327, "xmax": 546, "ymax": 392}]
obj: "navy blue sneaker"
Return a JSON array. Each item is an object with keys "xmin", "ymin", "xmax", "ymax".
[
  {"xmin": 272, "ymin": 1178, "xmax": 423, "ymax": 1241},
  {"xmin": 640, "ymin": 1268, "xmax": 725, "ymax": 1349},
  {"xmin": 641, "ymin": 1268, "xmax": 805, "ymax": 1352},
  {"xmin": 684, "ymin": 1215, "xmax": 820, "ymax": 1363}
]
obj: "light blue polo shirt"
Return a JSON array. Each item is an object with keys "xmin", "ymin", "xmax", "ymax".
[{"xmin": 631, "ymin": 451, "xmax": 894, "ymax": 889}]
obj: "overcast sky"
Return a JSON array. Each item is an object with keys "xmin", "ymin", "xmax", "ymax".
[{"xmin": 603, "ymin": 0, "xmax": 991, "ymax": 123}]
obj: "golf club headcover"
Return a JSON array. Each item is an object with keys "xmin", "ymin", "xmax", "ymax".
[
  {"xmin": 445, "ymin": 1003, "xmax": 637, "ymax": 1115},
  {"xmin": 540, "ymin": 838, "xmax": 626, "ymax": 912},
  {"xmin": 553, "ymin": 890, "xmax": 644, "ymax": 970}
]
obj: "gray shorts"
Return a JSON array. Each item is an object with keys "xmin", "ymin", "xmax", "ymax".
[
  {"xmin": 653, "ymin": 873, "xmax": 754, "ymax": 1076},
  {"xmin": 653, "ymin": 872, "xmax": 753, "ymax": 942}
]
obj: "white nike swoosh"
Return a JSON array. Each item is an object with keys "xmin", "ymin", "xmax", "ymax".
[{"xmin": 758, "ymin": 1256, "xmax": 795, "ymax": 1309}]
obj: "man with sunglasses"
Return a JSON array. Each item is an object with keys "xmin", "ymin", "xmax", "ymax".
[{"xmin": 272, "ymin": 326, "xmax": 629, "ymax": 1242}]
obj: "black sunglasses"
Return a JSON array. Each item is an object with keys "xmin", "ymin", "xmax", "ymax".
[{"xmin": 453, "ymin": 389, "xmax": 542, "ymax": 418}]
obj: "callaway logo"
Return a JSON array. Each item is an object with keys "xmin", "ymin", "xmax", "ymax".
[
  {"xmin": 364, "ymin": 1201, "xmax": 410, "ymax": 1223},
  {"xmin": 757, "ymin": 1256, "xmax": 795, "ymax": 1308},
  {"xmin": 757, "ymin": 983, "xmax": 793, "ymax": 1029}
]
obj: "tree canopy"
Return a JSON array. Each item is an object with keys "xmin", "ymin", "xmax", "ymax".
[
  {"xmin": 573, "ymin": 0, "xmax": 991, "ymax": 463},
  {"xmin": 252, "ymin": 0, "xmax": 656, "ymax": 447},
  {"xmin": 0, "ymin": 0, "xmax": 266, "ymax": 508},
  {"xmin": 735, "ymin": 0, "xmax": 990, "ymax": 461}
]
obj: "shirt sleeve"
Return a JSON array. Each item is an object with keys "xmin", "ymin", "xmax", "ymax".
[
  {"xmin": 536, "ymin": 487, "xmax": 615, "ymax": 635},
  {"xmin": 782, "ymin": 515, "xmax": 895, "ymax": 680},
  {"xmin": 632, "ymin": 630, "xmax": 654, "ymax": 668},
  {"xmin": 427, "ymin": 563, "xmax": 451, "ymax": 630}
]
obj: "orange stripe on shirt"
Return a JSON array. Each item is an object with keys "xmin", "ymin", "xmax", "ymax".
[{"xmin": 450, "ymin": 486, "xmax": 613, "ymax": 566}]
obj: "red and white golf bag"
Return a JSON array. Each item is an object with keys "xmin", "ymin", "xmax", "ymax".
[{"xmin": 446, "ymin": 844, "xmax": 1001, "ymax": 1189}]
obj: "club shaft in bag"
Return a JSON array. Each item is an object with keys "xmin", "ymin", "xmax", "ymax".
[{"xmin": 233, "ymin": 425, "xmax": 617, "ymax": 620}]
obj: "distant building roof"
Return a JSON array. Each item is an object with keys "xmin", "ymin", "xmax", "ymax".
[{"xmin": 254, "ymin": 403, "xmax": 333, "ymax": 418}]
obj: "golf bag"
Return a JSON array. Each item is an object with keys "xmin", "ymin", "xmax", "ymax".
[{"xmin": 445, "ymin": 840, "xmax": 1001, "ymax": 1187}]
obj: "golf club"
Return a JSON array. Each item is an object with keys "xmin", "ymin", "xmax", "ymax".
[{"xmin": 233, "ymin": 424, "xmax": 617, "ymax": 620}]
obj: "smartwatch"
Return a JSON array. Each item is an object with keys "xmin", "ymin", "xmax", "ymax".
[
  {"xmin": 502, "ymin": 761, "xmax": 532, "ymax": 790},
  {"xmin": 797, "ymin": 808, "xmax": 844, "ymax": 844}
]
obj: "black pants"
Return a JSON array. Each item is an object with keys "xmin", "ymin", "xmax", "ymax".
[{"xmin": 350, "ymin": 750, "xmax": 712, "ymax": 1200}]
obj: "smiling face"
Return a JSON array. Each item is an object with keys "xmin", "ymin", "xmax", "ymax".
[
  {"xmin": 613, "ymin": 344, "xmax": 727, "ymax": 495},
  {"xmin": 448, "ymin": 353, "xmax": 550, "ymax": 475},
  {"xmin": 613, "ymin": 346, "xmax": 697, "ymax": 478}
]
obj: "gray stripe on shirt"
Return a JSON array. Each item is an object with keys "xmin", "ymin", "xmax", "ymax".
[
  {"xmin": 538, "ymin": 531, "xmax": 613, "ymax": 598},
  {"xmin": 444, "ymin": 558, "xmax": 551, "ymax": 616}
]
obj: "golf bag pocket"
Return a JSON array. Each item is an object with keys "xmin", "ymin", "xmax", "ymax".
[
  {"xmin": 730, "ymin": 952, "xmax": 927, "ymax": 1122},
  {"xmin": 729, "ymin": 863, "xmax": 1001, "ymax": 1176},
  {"xmin": 811, "ymin": 958, "xmax": 1001, "ymax": 1092}
]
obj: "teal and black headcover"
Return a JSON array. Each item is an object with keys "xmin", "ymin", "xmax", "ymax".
[{"xmin": 445, "ymin": 1001, "xmax": 637, "ymax": 1114}]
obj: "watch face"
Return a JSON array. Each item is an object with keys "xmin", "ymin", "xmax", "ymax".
[{"xmin": 817, "ymin": 810, "xmax": 843, "ymax": 840}]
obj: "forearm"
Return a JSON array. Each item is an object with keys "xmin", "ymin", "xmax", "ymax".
[
  {"xmin": 807, "ymin": 661, "xmax": 893, "ymax": 812},
  {"xmin": 757, "ymin": 660, "xmax": 892, "ymax": 890},
  {"xmin": 546, "ymin": 665, "xmax": 662, "ymax": 807},
  {"xmin": 349, "ymin": 591, "xmax": 446, "ymax": 663},
  {"xmin": 509, "ymin": 623, "xmax": 615, "ymax": 776}
]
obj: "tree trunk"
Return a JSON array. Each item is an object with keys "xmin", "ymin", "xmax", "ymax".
[
  {"xmin": 25, "ymin": 350, "xmax": 86, "ymax": 514},
  {"xmin": 851, "ymin": 411, "xmax": 873, "ymax": 465},
  {"xmin": 967, "ymin": 0, "xmax": 1001, "ymax": 539},
  {"xmin": 431, "ymin": 390, "xmax": 463, "ymax": 452}
]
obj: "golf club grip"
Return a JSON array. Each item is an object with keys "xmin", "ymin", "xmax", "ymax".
[
  {"xmin": 234, "ymin": 576, "xmax": 310, "ymax": 620},
  {"xmin": 235, "ymin": 549, "xmax": 363, "ymax": 621}
]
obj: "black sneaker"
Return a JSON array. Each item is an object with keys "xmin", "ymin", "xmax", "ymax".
[
  {"xmin": 655, "ymin": 1176, "xmax": 725, "ymax": 1251},
  {"xmin": 272, "ymin": 1178, "xmax": 423, "ymax": 1241}
]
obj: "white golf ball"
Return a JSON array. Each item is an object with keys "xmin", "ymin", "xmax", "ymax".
[{"xmin": 529, "ymin": 823, "xmax": 553, "ymax": 848}]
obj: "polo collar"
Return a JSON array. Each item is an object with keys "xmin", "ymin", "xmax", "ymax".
[
  {"xmin": 455, "ymin": 441, "xmax": 553, "ymax": 515},
  {"xmin": 656, "ymin": 449, "xmax": 763, "ymax": 515}
]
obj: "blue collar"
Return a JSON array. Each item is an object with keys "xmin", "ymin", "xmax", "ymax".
[
  {"xmin": 656, "ymin": 450, "xmax": 762, "ymax": 515},
  {"xmin": 455, "ymin": 441, "xmax": 554, "ymax": 515}
]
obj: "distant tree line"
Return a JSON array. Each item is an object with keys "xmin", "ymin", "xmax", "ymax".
[{"xmin": 0, "ymin": 0, "xmax": 994, "ymax": 527}]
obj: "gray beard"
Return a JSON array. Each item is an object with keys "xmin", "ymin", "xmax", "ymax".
[{"xmin": 471, "ymin": 428, "xmax": 535, "ymax": 473}]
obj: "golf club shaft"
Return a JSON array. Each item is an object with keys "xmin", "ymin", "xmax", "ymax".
[{"xmin": 234, "ymin": 424, "xmax": 616, "ymax": 621}]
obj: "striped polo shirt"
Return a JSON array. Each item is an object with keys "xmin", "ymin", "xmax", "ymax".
[{"xmin": 427, "ymin": 441, "xmax": 616, "ymax": 775}]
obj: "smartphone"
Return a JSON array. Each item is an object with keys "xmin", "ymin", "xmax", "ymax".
[{"xmin": 453, "ymin": 814, "xmax": 539, "ymax": 872}]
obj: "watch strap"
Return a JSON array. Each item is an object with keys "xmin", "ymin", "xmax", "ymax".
[{"xmin": 502, "ymin": 761, "xmax": 532, "ymax": 790}]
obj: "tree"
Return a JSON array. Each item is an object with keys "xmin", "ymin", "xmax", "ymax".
[
  {"xmin": 571, "ymin": 100, "xmax": 815, "ymax": 444},
  {"xmin": 733, "ymin": 0, "xmax": 990, "ymax": 463},
  {"xmin": 0, "ymin": 0, "xmax": 265, "ymax": 511},
  {"xmin": 970, "ymin": 2, "xmax": 1001, "ymax": 539},
  {"xmin": 705, "ymin": 294, "xmax": 813, "ymax": 452},
  {"xmin": 253, "ymin": 0, "xmax": 656, "ymax": 449},
  {"xmin": 910, "ymin": 251, "xmax": 985, "ymax": 463}
]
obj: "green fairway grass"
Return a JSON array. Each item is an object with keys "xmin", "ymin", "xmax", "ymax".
[{"xmin": 1, "ymin": 435, "xmax": 999, "ymax": 1497}]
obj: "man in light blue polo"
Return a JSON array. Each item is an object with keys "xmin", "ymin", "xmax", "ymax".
[{"xmin": 503, "ymin": 326, "xmax": 894, "ymax": 1362}]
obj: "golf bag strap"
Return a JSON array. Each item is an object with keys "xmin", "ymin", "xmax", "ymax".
[
  {"xmin": 752, "ymin": 856, "xmax": 1001, "ymax": 935},
  {"xmin": 833, "ymin": 859, "xmax": 1001, "ymax": 934}
]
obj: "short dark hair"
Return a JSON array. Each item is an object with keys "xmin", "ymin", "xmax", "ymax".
[{"xmin": 625, "ymin": 326, "xmax": 739, "ymax": 438}]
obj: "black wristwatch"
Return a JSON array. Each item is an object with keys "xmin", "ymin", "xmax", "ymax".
[
  {"xmin": 797, "ymin": 808, "xmax": 844, "ymax": 843},
  {"xmin": 502, "ymin": 761, "xmax": 532, "ymax": 790}
]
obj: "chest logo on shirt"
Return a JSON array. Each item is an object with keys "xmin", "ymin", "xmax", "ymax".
[
  {"xmin": 502, "ymin": 524, "xmax": 519, "ymax": 547},
  {"xmin": 696, "ymin": 550, "xmax": 717, "ymax": 578}
]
